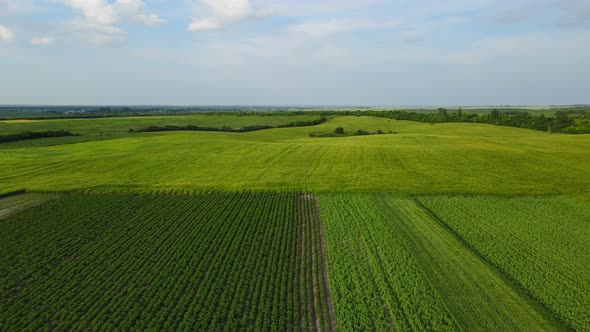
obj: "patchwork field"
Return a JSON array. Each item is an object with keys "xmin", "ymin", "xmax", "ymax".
[{"xmin": 1, "ymin": 113, "xmax": 589, "ymax": 331}]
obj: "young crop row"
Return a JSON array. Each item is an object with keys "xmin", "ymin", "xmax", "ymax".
[
  {"xmin": 317, "ymin": 193, "xmax": 457, "ymax": 331},
  {"xmin": 0, "ymin": 192, "xmax": 333, "ymax": 331},
  {"xmin": 417, "ymin": 195, "xmax": 590, "ymax": 331}
]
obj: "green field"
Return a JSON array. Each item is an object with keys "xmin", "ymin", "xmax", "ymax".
[
  {"xmin": 417, "ymin": 195, "xmax": 590, "ymax": 331},
  {"xmin": 0, "ymin": 192, "xmax": 334, "ymax": 331},
  {"xmin": 1, "ymin": 113, "xmax": 589, "ymax": 331},
  {"xmin": 0, "ymin": 113, "xmax": 323, "ymax": 146},
  {"xmin": 1, "ymin": 116, "xmax": 589, "ymax": 196},
  {"xmin": 318, "ymin": 193, "xmax": 566, "ymax": 331}
]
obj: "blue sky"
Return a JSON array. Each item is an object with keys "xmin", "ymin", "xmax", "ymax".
[{"xmin": 0, "ymin": 0, "xmax": 589, "ymax": 106}]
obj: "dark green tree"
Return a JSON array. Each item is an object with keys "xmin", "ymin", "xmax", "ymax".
[
  {"xmin": 490, "ymin": 109, "xmax": 500, "ymax": 124},
  {"xmin": 438, "ymin": 107, "xmax": 448, "ymax": 122},
  {"xmin": 552, "ymin": 111, "xmax": 573, "ymax": 132}
]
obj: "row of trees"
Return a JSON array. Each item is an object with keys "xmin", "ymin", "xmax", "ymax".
[
  {"xmin": 316, "ymin": 108, "xmax": 584, "ymax": 134},
  {"xmin": 309, "ymin": 127, "xmax": 390, "ymax": 138},
  {"xmin": 133, "ymin": 117, "xmax": 328, "ymax": 133},
  {"xmin": 0, "ymin": 130, "xmax": 77, "ymax": 143}
]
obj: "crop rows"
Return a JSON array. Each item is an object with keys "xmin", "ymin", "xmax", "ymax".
[
  {"xmin": 0, "ymin": 192, "xmax": 334, "ymax": 331},
  {"xmin": 317, "ymin": 193, "xmax": 457, "ymax": 331},
  {"xmin": 417, "ymin": 195, "xmax": 590, "ymax": 331}
]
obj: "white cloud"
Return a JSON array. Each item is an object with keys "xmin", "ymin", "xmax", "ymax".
[
  {"xmin": 188, "ymin": 18, "xmax": 223, "ymax": 31},
  {"xmin": 188, "ymin": 0, "xmax": 272, "ymax": 31},
  {"xmin": 205, "ymin": 0, "xmax": 253, "ymax": 21},
  {"xmin": 0, "ymin": 24, "xmax": 14, "ymax": 41},
  {"xmin": 287, "ymin": 19, "xmax": 399, "ymax": 39},
  {"xmin": 58, "ymin": 0, "xmax": 118, "ymax": 26},
  {"xmin": 68, "ymin": 19, "xmax": 126, "ymax": 45},
  {"xmin": 55, "ymin": 0, "xmax": 164, "ymax": 45},
  {"xmin": 113, "ymin": 0, "xmax": 166, "ymax": 26},
  {"xmin": 31, "ymin": 36, "xmax": 56, "ymax": 46}
]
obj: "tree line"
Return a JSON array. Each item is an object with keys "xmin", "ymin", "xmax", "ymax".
[
  {"xmin": 0, "ymin": 130, "xmax": 77, "ymax": 143},
  {"xmin": 132, "ymin": 117, "xmax": 328, "ymax": 133},
  {"xmin": 311, "ymin": 109, "xmax": 589, "ymax": 134}
]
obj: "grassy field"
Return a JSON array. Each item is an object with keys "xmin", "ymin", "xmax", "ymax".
[
  {"xmin": 1, "ymin": 116, "xmax": 588, "ymax": 196},
  {"xmin": 0, "ymin": 114, "xmax": 323, "ymax": 146},
  {"xmin": 0, "ymin": 192, "xmax": 333, "ymax": 331}
]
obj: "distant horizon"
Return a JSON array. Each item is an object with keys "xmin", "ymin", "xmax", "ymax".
[{"xmin": 1, "ymin": 104, "xmax": 589, "ymax": 109}]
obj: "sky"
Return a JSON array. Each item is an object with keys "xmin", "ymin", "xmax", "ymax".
[{"xmin": 0, "ymin": 0, "xmax": 589, "ymax": 106}]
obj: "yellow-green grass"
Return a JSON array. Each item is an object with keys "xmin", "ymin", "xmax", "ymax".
[{"xmin": 0, "ymin": 116, "xmax": 588, "ymax": 196}]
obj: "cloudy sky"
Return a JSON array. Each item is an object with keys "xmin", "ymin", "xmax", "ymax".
[{"xmin": 0, "ymin": 0, "xmax": 589, "ymax": 106}]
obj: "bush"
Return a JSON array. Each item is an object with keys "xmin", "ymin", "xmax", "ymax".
[{"xmin": 334, "ymin": 127, "xmax": 345, "ymax": 134}]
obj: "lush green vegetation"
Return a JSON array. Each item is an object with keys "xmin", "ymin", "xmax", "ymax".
[
  {"xmin": 0, "ymin": 106, "xmax": 312, "ymax": 119},
  {"xmin": 3, "ymin": 105, "xmax": 588, "ymax": 133},
  {"xmin": 320, "ymin": 108, "xmax": 589, "ymax": 134},
  {"xmin": 1, "ymin": 116, "xmax": 588, "ymax": 196},
  {"xmin": 317, "ymin": 193, "xmax": 456, "ymax": 330},
  {"xmin": 308, "ymin": 126, "xmax": 390, "ymax": 137},
  {"xmin": 417, "ymin": 195, "xmax": 590, "ymax": 331},
  {"xmin": 0, "ymin": 192, "xmax": 333, "ymax": 331},
  {"xmin": 134, "ymin": 117, "xmax": 327, "ymax": 133},
  {"xmin": 0, "ymin": 113, "xmax": 324, "ymax": 137},
  {"xmin": 1, "ymin": 111, "xmax": 589, "ymax": 331},
  {"xmin": 318, "ymin": 193, "xmax": 565, "ymax": 331}
]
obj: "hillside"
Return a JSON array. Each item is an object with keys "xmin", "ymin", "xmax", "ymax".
[{"xmin": 1, "ymin": 116, "xmax": 588, "ymax": 197}]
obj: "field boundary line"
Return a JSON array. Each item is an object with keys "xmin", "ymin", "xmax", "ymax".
[
  {"xmin": 310, "ymin": 194, "xmax": 337, "ymax": 332},
  {"xmin": 411, "ymin": 197, "xmax": 572, "ymax": 331},
  {"xmin": 303, "ymin": 196, "xmax": 319, "ymax": 332}
]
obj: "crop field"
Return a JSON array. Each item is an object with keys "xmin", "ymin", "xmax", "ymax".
[
  {"xmin": 1, "ymin": 113, "xmax": 589, "ymax": 331},
  {"xmin": 417, "ymin": 195, "xmax": 590, "ymax": 331},
  {"xmin": 0, "ymin": 192, "xmax": 334, "ymax": 331},
  {"xmin": 0, "ymin": 193, "xmax": 57, "ymax": 219},
  {"xmin": 317, "ymin": 193, "xmax": 566, "ymax": 331}
]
